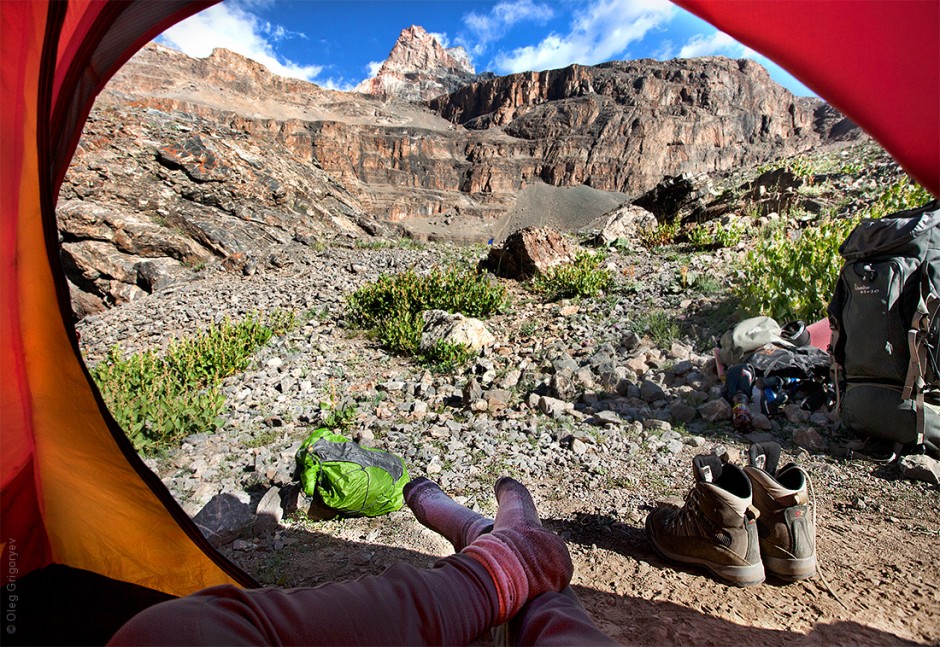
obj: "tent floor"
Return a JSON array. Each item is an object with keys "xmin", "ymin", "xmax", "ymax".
[{"xmin": 3, "ymin": 564, "xmax": 175, "ymax": 645}]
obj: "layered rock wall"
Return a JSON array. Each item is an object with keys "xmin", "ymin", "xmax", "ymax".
[{"xmin": 60, "ymin": 41, "xmax": 850, "ymax": 316}]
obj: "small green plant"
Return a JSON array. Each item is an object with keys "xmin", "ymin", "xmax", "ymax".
[
  {"xmin": 519, "ymin": 321, "xmax": 538, "ymax": 337},
  {"xmin": 182, "ymin": 257, "xmax": 208, "ymax": 272},
  {"xmin": 677, "ymin": 267, "xmax": 722, "ymax": 294},
  {"xmin": 318, "ymin": 380, "xmax": 358, "ymax": 431},
  {"xmin": 91, "ymin": 312, "xmax": 292, "ymax": 452},
  {"xmin": 246, "ymin": 427, "xmax": 282, "ymax": 449},
  {"xmin": 528, "ymin": 252, "xmax": 613, "ymax": 301},
  {"xmin": 632, "ymin": 310, "xmax": 681, "ymax": 347},
  {"xmin": 639, "ymin": 218, "xmax": 681, "ymax": 249},
  {"xmin": 688, "ymin": 220, "xmax": 747, "ymax": 250},
  {"xmin": 421, "ymin": 340, "xmax": 476, "ymax": 373},
  {"xmin": 345, "ymin": 265, "xmax": 507, "ymax": 361}
]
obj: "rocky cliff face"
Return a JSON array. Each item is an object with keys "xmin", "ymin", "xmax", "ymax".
[
  {"xmin": 60, "ymin": 39, "xmax": 854, "ymax": 317},
  {"xmin": 430, "ymin": 58, "xmax": 827, "ymax": 193},
  {"xmin": 355, "ymin": 25, "xmax": 483, "ymax": 101}
]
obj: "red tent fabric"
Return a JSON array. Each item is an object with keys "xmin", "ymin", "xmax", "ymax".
[
  {"xmin": 674, "ymin": 0, "xmax": 939, "ymax": 197},
  {"xmin": 1, "ymin": 0, "xmax": 938, "ymax": 606}
]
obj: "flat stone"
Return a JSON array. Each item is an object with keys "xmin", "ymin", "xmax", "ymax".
[
  {"xmin": 746, "ymin": 431, "xmax": 776, "ymax": 444},
  {"xmin": 639, "ymin": 380, "xmax": 666, "ymax": 403},
  {"xmin": 698, "ymin": 398, "xmax": 731, "ymax": 422},
  {"xmin": 485, "ymin": 388, "xmax": 512, "ymax": 412},
  {"xmin": 793, "ymin": 427, "xmax": 826, "ymax": 452},
  {"xmin": 193, "ymin": 493, "xmax": 255, "ymax": 547},
  {"xmin": 898, "ymin": 455, "xmax": 940, "ymax": 485},
  {"xmin": 664, "ymin": 440, "xmax": 684, "ymax": 454},
  {"xmin": 254, "ymin": 486, "xmax": 284, "ymax": 534},
  {"xmin": 538, "ymin": 395, "xmax": 570, "ymax": 418},
  {"xmin": 670, "ymin": 402, "xmax": 697, "ymax": 424},
  {"xmin": 626, "ymin": 356, "xmax": 649, "ymax": 375},
  {"xmin": 590, "ymin": 410, "xmax": 621, "ymax": 426}
]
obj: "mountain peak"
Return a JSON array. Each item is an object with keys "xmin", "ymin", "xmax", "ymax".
[{"xmin": 355, "ymin": 25, "xmax": 478, "ymax": 101}]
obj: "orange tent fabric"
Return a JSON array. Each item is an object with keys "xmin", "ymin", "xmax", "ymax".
[
  {"xmin": 1, "ymin": 0, "xmax": 251, "ymax": 596},
  {"xmin": 1, "ymin": 0, "xmax": 938, "ymax": 604}
]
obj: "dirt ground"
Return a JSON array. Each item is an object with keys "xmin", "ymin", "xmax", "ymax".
[{"xmin": 224, "ymin": 444, "xmax": 940, "ymax": 646}]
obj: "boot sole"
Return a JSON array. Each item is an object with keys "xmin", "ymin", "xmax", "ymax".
[
  {"xmin": 646, "ymin": 516, "xmax": 765, "ymax": 587},
  {"xmin": 764, "ymin": 555, "xmax": 816, "ymax": 581}
]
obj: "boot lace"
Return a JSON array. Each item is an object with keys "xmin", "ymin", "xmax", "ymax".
[{"xmin": 665, "ymin": 487, "xmax": 709, "ymax": 537}]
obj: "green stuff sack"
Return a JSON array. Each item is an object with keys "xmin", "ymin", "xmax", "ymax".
[{"xmin": 295, "ymin": 428, "xmax": 409, "ymax": 517}]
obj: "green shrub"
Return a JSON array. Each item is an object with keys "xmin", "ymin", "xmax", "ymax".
[
  {"xmin": 90, "ymin": 312, "xmax": 291, "ymax": 452},
  {"xmin": 688, "ymin": 220, "xmax": 747, "ymax": 250},
  {"xmin": 734, "ymin": 175, "xmax": 930, "ymax": 323},
  {"xmin": 528, "ymin": 253, "xmax": 613, "ymax": 301},
  {"xmin": 421, "ymin": 340, "xmax": 477, "ymax": 373},
  {"xmin": 734, "ymin": 218, "xmax": 857, "ymax": 322},
  {"xmin": 639, "ymin": 219, "xmax": 681, "ymax": 249},
  {"xmin": 868, "ymin": 175, "xmax": 932, "ymax": 219},
  {"xmin": 345, "ymin": 265, "xmax": 507, "ymax": 362},
  {"xmin": 632, "ymin": 310, "xmax": 681, "ymax": 347}
]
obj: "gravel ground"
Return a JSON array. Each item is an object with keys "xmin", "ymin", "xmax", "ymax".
[{"xmin": 77, "ymin": 234, "xmax": 940, "ymax": 645}]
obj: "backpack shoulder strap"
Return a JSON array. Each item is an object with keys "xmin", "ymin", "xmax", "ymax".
[{"xmin": 903, "ymin": 271, "xmax": 940, "ymax": 444}]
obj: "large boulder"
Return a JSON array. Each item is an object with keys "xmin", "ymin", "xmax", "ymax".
[
  {"xmin": 420, "ymin": 310, "xmax": 495, "ymax": 353},
  {"xmin": 592, "ymin": 204, "xmax": 658, "ymax": 247},
  {"xmin": 484, "ymin": 227, "xmax": 575, "ymax": 279}
]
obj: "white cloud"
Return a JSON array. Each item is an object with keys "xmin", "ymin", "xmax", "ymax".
[
  {"xmin": 157, "ymin": 3, "xmax": 322, "ymax": 81},
  {"xmin": 318, "ymin": 77, "xmax": 359, "ymax": 92},
  {"xmin": 429, "ymin": 31, "xmax": 451, "ymax": 49},
  {"xmin": 492, "ymin": 0, "xmax": 675, "ymax": 73},
  {"xmin": 678, "ymin": 31, "xmax": 743, "ymax": 58},
  {"xmin": 462, "ymin": 0, "xmax": 555, "ymax": 55},
  {"xmin": 366, "ymin": 60, "xmax": 384, "ymax": 77}
]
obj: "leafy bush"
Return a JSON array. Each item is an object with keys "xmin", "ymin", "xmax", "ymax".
[
  {"xmin": 867, "ymin": 176, "xmax": 932, "ymax": 219},
  {"xmin": 688, "ymin": 220, "xmax": 747, "ymax": 250},
  {"xmin": 528, "ymin": 253, "xmax": 613, "ymax": 301},
  {"xmin": 422, "ymin": 340, "xmax": 477, "ymax": 373},
  {"xmin": 346, "ymin": 265, "xmax": 507, "ymax": 364},
  {"xmin": 734, "ymin": 175, "xmax": 931, "ymax": 323},
  {"xmin": 734, "ymin": 218, "xmax": 857, "ymax": 322},
  {"xmin": 90, "ymin": 313, "xmax": 292, "ymax": 452}
]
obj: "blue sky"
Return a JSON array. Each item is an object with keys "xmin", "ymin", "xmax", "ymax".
[{"xmin": 157, "ymin": 0, "xmax": 813, "ymax": 95}]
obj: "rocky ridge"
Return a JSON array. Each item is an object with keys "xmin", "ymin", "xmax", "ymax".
[{"xmin": 355, "ymin": 25, "xmax": 484, "ymax": 101}]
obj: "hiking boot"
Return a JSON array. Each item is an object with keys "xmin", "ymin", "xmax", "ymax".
[
  {"xmin": 645, "ymin": 454, "xmax": 764, "ymax": 587},
  {"xmin": 744, "ymin": 442, "xmax": 816, "ymax": 581}
]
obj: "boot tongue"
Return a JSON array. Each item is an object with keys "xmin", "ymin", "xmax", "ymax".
[
  {"xmin": 692, "ymin": 454, "xmax": 724, "ymax": 484},
  {"xmin": 748, "ymin": 442, "xmax": 781, "ymax": 474}
]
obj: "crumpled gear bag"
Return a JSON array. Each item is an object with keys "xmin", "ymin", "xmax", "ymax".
[
  {"xmin": 296, "ymin": 428, "xmax": 409, "ymax": 517},
  {"xmin": 719, "ymin": 316, "xmax": 792, "ymax": 366}
]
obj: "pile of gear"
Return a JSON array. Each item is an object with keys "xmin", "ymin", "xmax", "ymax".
[
  {"xmin": 719, "ymin": 200, "xmax": 940, "ymax": 462},
  {"xmin": 719, "ymin": 316, "xmax": 832, "ymax": 433}
]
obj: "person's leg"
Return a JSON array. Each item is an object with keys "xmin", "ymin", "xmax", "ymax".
[
  {"xmin": 507, "ymin": 589, "xmax": 619, "ymax": 646},
  {"xmin": 405, "ymin": 477, "xmax": 493, "ymax": 550},
  {"xmin": 407, "ymin": 478, "xmax": 614, "ymax": 645},
  {"xmin": 111, "ymin": 477, "xmax": 576, "ymax": 646},
  {"xmin": 110, "ymin": 555, "xmax": 498, "ymax": 646}
]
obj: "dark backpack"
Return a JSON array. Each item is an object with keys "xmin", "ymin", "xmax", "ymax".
[{"xmin": 828, "ymin": 200, "xmax": 940, "ymax": 454}]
